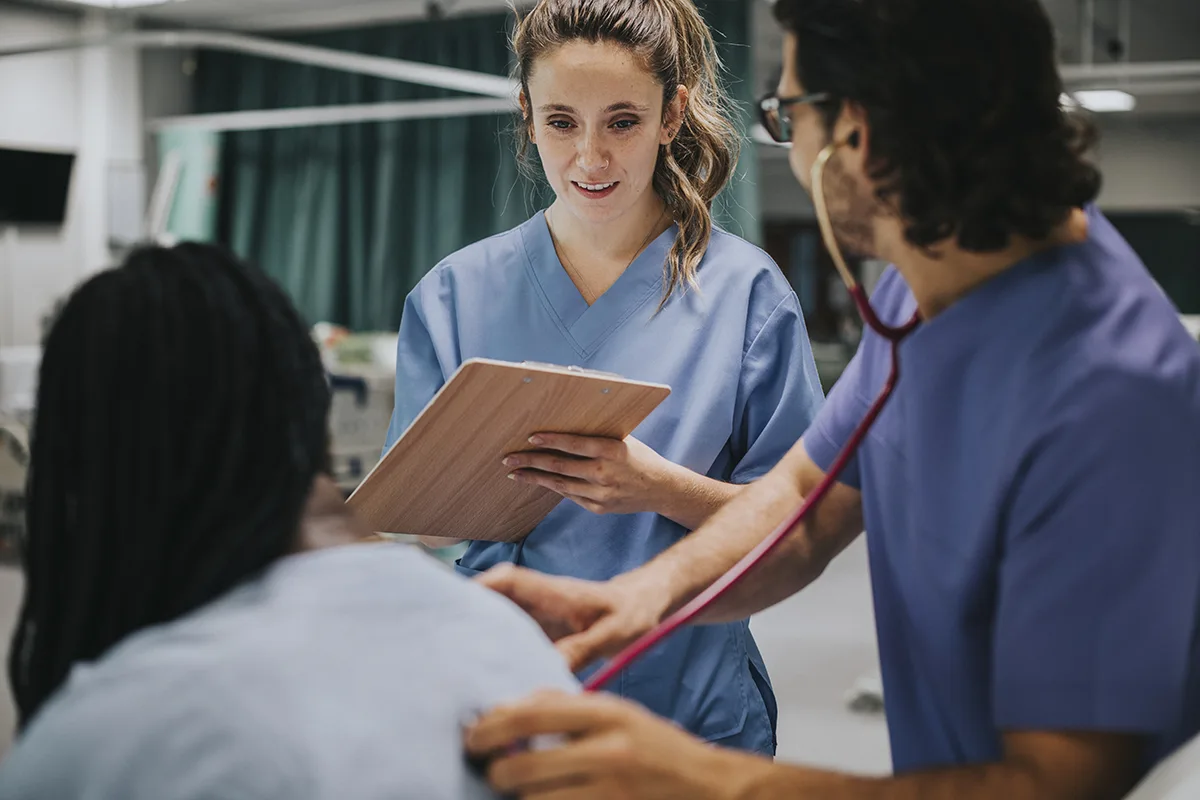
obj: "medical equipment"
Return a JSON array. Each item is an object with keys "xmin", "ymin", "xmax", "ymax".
[
  {"xmin": 582, "ymin": 137, "xmax": 922, "ymax": 693},
  {"xmin": 0, "ymin": 414, "xmax": 29, "ymax": 559}
]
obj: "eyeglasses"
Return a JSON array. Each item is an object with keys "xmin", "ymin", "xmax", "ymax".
[{"xmin": 758, "ymin": 91, "xmax": 832, "ymax": 144}]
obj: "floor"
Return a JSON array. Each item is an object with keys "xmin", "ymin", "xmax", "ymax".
[
  {"xmin": 752, "ymin": 536, "xmax": 891, "ymax": 773},
  {"xmin": 0, "ymin": 568, "xmax": 19, "ymax": 755},
  {"xmin": 0, "ymin": 538, "xmax": 891, "ymax": 774}
]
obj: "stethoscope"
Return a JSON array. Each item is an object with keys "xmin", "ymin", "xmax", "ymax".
[{"xmin": 580, "ymin": 135, "xmax": 923, "ymax": 693}]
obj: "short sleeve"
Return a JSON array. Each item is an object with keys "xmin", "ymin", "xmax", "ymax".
[
  {"xmin": 992, "ymin": 375, "xmax": 1200, "ymax": 734},
  {"xmin": 729, "ymin": 293, "xmax": 824, "ymax": 484},
  {"xmin": 800, "ymin": 343, "xmax": 870, "ymax": 489},
  {"xmin": 383, "ymin": 273, "xmax": 458, "ymax": 453}
]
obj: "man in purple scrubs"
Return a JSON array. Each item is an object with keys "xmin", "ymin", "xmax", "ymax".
[{"xmin": 464, "ymin": 0, "xmax": 1200, "ymax": 797}]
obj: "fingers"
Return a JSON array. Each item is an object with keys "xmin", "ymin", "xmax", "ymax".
[
  {"xmin": 506, "ymin": 451, "xmax": 602, "ymax": 483},
  {"xmin": 475, "ymin": 566, "xmax": 609, "ymax": 644},
  {"xmin": 555, "ymin": 615, "xmax": 634, "ymax": 671},
  {"xmin": 487, "ymin": 736, "xmax": 624, "ymax": 798},
  {"xmin": 477, "ymin": 564, "xmax": 573, "ymax": 608},
  {"xmin": 466, "ymin": 691, "xmax": 627, "ymax": 756},
  {"xmin": 527, "ymin": 433, "xmax": 622, "ymax": 459},
  {"xmin": 510, "ymin": 470, "xmax": 599, "ymax": 499},
  {"xmin": 507, "ymin": 783, "xmax": 601, "ymax": 800},
  {"xmin": 476, "ymin": 565, "xmax": 568, "ymax": 618},
  {"xmin": 562, "ymin": 495, "xmax": 605, "ymax": 515},
  {"xmin": 474, "ymin": 562, "xmax": 525, "ymax": 596}
]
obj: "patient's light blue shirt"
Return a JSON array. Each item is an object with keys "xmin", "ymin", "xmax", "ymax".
[
  {"xmin": 385, "ymin": 212, "xmax": 824, "ymax": 753},
  {"xmin": 805, "ymin": 206, "xmax": 1200, "ymax": 778},
  {"xmin": 0, "ymin": 545, "xmax": 578, "ymax": 800}
]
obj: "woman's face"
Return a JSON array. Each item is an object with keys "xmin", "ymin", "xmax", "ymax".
[{"xmin": 523, "ymin": 40, "xmax": 682, "ymax": 227}]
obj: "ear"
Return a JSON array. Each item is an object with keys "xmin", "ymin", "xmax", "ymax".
[
  {"xmin": 519, "ymin": 89, "xmax": 535, "ymax": 145},
  {"xmin": 660, "ymin": 84, "xmax": 689, "ymax": 146},
  {"xmin": 834, "ymin": 100, "xmax": 871, "ymax": 169}
]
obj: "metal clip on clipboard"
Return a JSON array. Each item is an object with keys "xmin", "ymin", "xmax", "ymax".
[{"xmin": 519, "ymin": 361, "xmax": 624, "ymax": 380}]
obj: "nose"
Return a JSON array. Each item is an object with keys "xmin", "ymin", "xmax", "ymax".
[{"xmin": 576, "ymin": 131, "xmax": 609, "ymax": 173}]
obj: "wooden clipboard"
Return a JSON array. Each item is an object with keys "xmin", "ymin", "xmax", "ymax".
[{"xmin": 346, "ymin": 358, "xmax": 671, "ymax": 543}]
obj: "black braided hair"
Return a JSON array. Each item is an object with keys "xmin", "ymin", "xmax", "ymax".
[{"xmin": 9, "ymin": 242, "xmax": 331, "ymax": 728}]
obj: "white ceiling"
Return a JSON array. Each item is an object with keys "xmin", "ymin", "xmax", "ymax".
[
  {"xmin": 749, "ymin": 0, "xmax": 1200, "ymax": 118},
  {"xmin": 42, "ymin": 0, "xmax": 1200, "ymax": 55},
  {"xmin": 110, "ymin": 0, "xmax": 510, "ymax": 31},
  {"xmin": 22, "ymin": 0, "xmax": 1200, "ymax": 114}
]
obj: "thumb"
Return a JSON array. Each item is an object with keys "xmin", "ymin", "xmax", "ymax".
[
  {"xmin": 476, "ymin": 564, "xmax": 547, "ymax": 609},
  {"xmin": 477, "ymin": 566, "xmax": 584, "ymax": 639},
  {"xmin": 474, "ymin": 562, "xmax": 519, "ymax": 595},
  {"xmin": 555, "ymin": 616, "xmax": 632, "ymax": 673}
]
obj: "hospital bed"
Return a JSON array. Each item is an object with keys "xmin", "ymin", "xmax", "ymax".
[{"xmin": 1124, "ymin": 732, "xmax": 1200, "ymax": 799}]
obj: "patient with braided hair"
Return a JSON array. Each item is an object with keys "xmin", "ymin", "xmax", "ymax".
[{"xmin": 0, "ymin": 243, "xmax": 575, "ymax": 800}]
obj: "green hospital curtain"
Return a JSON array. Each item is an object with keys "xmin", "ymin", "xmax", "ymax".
[
  {"xmin": 194, "ymin": 0, "xmax": 757, "ymax": 332},
  {"xmin": 700, "ymin": 0, "xmax": 761, "ymax": 245},
  {"xmin": 156, "ymin": 128, "xmax": 222, "ymax": 242}
]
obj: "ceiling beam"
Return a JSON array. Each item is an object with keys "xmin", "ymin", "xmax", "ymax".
[
  {"xmin": 148, "ymin": 95, "xmax": 516, "ymax": 131},
  {"xmin": 0, "ymin": 28, "xmax": 517, "ymax": 98}
]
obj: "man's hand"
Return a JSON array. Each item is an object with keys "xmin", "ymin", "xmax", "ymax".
[
  {"xmin": 465, "ymin": 690, "xmax": 756, "ymax": 800},
  {"xmin": 476, "ymin": 565, "xmax": 668, "ymax": 671},
  {"xmin": 467, "ymin": 691, "xmax": 1147, "ymax": 800}
]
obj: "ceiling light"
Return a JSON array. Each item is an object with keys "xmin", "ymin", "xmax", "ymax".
[
  {"xmin": 1072, "ymin": 89, "xmax": 1137, "ymax": 112},
  {"xmin": 59, "ymin": 0, "xmax": 177, "ymax": 7}
]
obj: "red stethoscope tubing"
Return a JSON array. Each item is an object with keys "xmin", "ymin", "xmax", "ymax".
[{"xmin": 583, "ymin": 286, "xmax": 920, "ymax": 693}]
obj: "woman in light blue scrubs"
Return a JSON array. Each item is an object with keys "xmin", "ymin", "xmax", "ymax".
[{"xmin": 383, "ymin": 0, "xmax": 823, "ymax": 754}]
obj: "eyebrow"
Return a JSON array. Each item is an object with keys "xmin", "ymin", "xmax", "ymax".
[{"xmin": 539, "ymin": 102, "xmax": 651, "ymax": 114}]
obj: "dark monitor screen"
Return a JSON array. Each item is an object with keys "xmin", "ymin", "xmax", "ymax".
[
  {"xmin": 1108, "ymin": 211, "xmax": 1200, "ymax": 315},
  {"xmin": 0, "ymin": 147, "xmax": 76, "ymax": 225}
]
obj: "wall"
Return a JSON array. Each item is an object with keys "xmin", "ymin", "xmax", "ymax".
[
  {"xmin": 0, "ymin": 5, "xmax": 81, "ymax": 348},
  {"xmin": 0, "ymin": 4, "xmax": 144, "ymax": 348},
  {"xmin": 757, "ymin": 114, "xmax": 1200, "ymax": 221},
  {"xmin": 1093, "ymin": 116, "xmax": 1200, "ymax": 210}
]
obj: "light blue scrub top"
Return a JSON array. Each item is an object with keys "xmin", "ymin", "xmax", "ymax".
[
  {"xmin": 0, "ymin": 545, "xmax": 579, "ymax": 800},
  {"xmin": 385, "ymin": 211, "xmax": 824, "ymax": 753}
]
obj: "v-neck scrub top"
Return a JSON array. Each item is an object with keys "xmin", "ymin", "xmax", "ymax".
[
  {"xmin": 385, "ymin": 211, "xmax": 824, "ymax": 753},
  {"xmin": 803, "ymin": 206, "xmax": 1200, "ymax": 778}
]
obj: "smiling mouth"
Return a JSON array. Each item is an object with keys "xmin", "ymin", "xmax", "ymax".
[{"xmin": 572, "ymin": 181, "xmax": 618, "ymax": 197}]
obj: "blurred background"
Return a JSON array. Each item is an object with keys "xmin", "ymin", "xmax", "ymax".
[{"xmin": 0, "ymin": 0, "xmax": 1198, "ymax": 768}]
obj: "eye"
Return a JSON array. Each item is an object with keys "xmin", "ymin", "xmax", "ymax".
[
  {"xmin": 611, "ymin": 118, "xmax": 639, "ymax": 131},
  {"xmin": 547, "ymin": 118, "xmax": 574, "ymax": 131}
]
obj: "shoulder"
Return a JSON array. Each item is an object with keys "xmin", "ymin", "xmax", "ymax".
[
  {"xmin": 0, "ymin": 661, "xmax": 303, "ymax": 799},
  {"xmin": 1005, "ymin": 350, "xmax": 1200, "ymax": 512},
  {"xmin": 372, "ymin": 548, "xmax": 577, "ymax": 683},
  {"xmin": 864, "ymin": 265, "xmax": 917, "ymax": 325},
  {"xmin": 1027, "ymin": 224, "xmax": 1200, "ymax": 430},
  {"xmin": 283, "ymin": 545, "xmax": 578, "ymax": 692},
  {"xmin": 1044, "ymin": 362, "xmax": 1200, "ymax": 443},
  {"xmin": 703, "ymin": 228, "xmax": 791, "ymax": 299},
  {"xmin": 701, "ymin": 229, "xmax": 803, "ymax": 343}
]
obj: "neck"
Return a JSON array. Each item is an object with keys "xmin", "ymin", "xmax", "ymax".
[
  {"xmin": 876, "ymin": 208, "xmax": 1090, "ymax": 318},
  {"xmin": 294, "ymin": 474, "xmax": 373, "ymax": 553},
  {"xmin": 547, "ymin": 190, "xmax": 670, "ymax": 266}
]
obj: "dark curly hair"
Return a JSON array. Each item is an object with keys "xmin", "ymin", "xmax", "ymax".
[{"xmin": 774, "ymin": 0, "xmax": 1102, "ymax": 252}]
